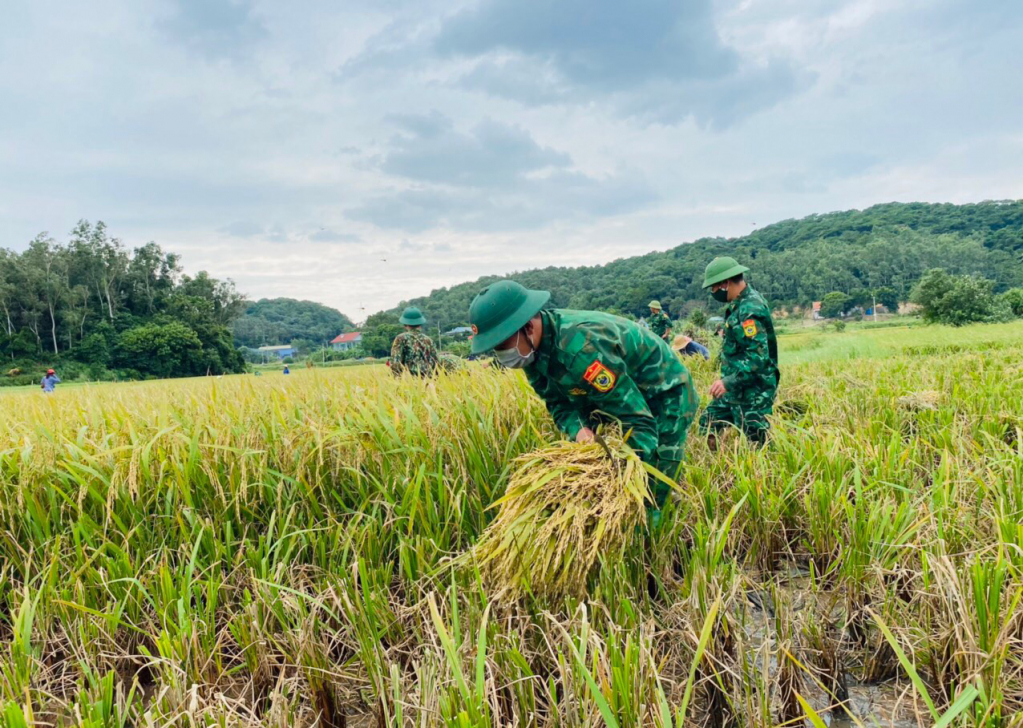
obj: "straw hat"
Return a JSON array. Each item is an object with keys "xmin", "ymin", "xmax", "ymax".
[{"xmin": 671, "ymin": 334, "xmax": 692, "ymax": 350}]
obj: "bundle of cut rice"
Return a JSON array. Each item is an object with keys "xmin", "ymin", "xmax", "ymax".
[
  {"xmin": 473, "ymin": 432, "xmax": 651, "ymax": 601},
  {"xmin": 897, "ymin": 390, "xmax": 941, "ymax": 411}
]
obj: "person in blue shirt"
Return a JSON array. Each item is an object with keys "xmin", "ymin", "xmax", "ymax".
[
  {"xmin": 672, "ymin": 334, "xmax": 710, "ymax": 361},
  {"xmin": 283, "ymin": 365, "xmax": 290, "ymax": 375},
  {"xmin": 41, "ymin": 368, "xmax": 60, "ymax": 392}
]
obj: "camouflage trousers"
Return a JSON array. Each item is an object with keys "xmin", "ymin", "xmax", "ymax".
[
  {"xmin": 644, "ymin": 383, "xmax": 697, "ymax": 509},
  {"xmin": 699, "ymin": 387, "xmax": 777, "ymax": 446}
]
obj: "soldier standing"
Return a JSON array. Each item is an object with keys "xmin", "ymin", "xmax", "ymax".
[
  {"xmin": 646, "ymin": 300, "xmax": 672, "ymax": 342},
  {"xmin": 390, "ymin": 307, "xmax": 439, "ymax": 377},
  {"xmin": 469, "ymin": 280, "xmax": 698, "ymax": 527},
  {"xmin": 698, "ymin": 257, "xmax": 779, "ymax": 447}
]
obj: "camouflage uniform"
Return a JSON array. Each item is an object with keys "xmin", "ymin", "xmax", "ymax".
[
  {"xmin": 647, "ymin": 310, "xmax": 673, "ymax": 341},
  {"xmin": 438, "ymin": 353, "xmax": 465, "ymax": 372},
  {"xmin": 526, "ymin": 309, "xmax": 699, "ymax": 508},
  {"xmin": 390, "ymin": 329, "xmax": 439, "ymax": 377},
  {"xmin": 699, "ymin": 287, "xmax": 779, "ymax": 444}
]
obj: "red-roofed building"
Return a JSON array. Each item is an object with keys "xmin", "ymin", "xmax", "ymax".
[{"xmin": 330, "ymin": 332, "xmax": 363, "ymax": 352}]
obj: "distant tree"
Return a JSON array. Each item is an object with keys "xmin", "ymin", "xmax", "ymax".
[
  {"xmin": 115, "ymin": 322, "xmax": 204, "ymax": 378},
  {"xmin": 0, "ymin": 220, "xmax": 246, "ymax": 378},
  {"xmin": 873, "ymin": 286, "xmax": 899, "ymax": 312},
  {"xmin": 360, "ymin": 311, "xmax": 403, "ymax": 358},
  {"xmin": 911, "ymin": 269, "xmax": 1011, "ymax": 326},
  {"xmin": 819, "ymin": 292, "xmax": 852, "ymax": 319},
  {"xmin": 76, "ymin": 331, "xmax": 112, "ymax": 366},
  {"xmin": 847, "ymin": 289, "xmax": 873, "ymax": 311},
  {"xmin": 910, "ymin": 269, "xmax": 954, "ymax": 318},
  {"xmin": 1001, "ymin": 288, "xmax": 1023, "ymax": 317},
  {"xmin": 687, "ymin": 307, "xmax": 709, "ymax": 330},
  {"xmin": 376, "ymin": 201, "xmax": 1023, "ymax": 327},
  {"xmin": 232, "ymin": 298, "xmax": 354, "ymax": 348}
]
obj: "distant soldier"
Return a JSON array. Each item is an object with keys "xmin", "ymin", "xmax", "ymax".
[
  {"xmin": 646, "ymin": 301, "xmax": 672, "ymax": 342},
  {"xmin": 438, "ymin": 352, "xmax": 465, "ymax": 372},
  {"xmin": 699, "ymin": 257, "xmax": 779, "ymax": 447},
  {"xmin": 672, "ymin": 333, "xmax": 710, "ymax": 361},
  {"xmin": 41, "ymin": 368, "xmax": 60, "ymax": 393},
  {"xmin": 390, "ymin": 307, "xmax": 439, "ymax": 377},
  {"xmin": 469, "ymin": 280, "xmax": 699, "ymax": 527}
]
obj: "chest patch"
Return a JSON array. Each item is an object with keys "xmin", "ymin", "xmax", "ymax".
[
  {"xmin": 568, "ymin": 387, "xmax": 588, "ymax": 396},
  {"xmin": 583, "ymin": 360, "xmax": 617, "ymax": 393},
  {"xmin": 742, "ymin": 319, "xmax": 758, "ymax": 338}
]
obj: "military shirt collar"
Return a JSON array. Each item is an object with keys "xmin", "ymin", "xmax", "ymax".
[
  {"xmin": 530, "ymin": 310, "xmax": 557, "ymax": 377},
  {"xmin": 726, "ymin": 285, "xmax": 752, "ymax": 316}
]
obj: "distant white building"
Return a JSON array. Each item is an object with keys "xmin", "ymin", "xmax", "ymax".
[
  {"xmin": 330, "ymin": 332, "xmax": 363, "ymax": 351},
  {"xmin": 257, "ymin": 345, "xmax": 296, "ymax": 359}
]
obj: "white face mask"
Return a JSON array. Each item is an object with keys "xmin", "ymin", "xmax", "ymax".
[{"xmin": 494, "ymin": 331, "xmax": 535, "ymax": 369}]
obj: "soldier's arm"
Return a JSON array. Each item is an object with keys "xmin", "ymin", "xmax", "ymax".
[
  {"xmin": 547, "ymin": 393, "xmax": 588, "ymax": 440},
  {"xmin": 722, "ymin": 312, "xmax": 771, "ymax": 391},
  {"xmin": 426, "ymin": 337, "xmax": 440, "ymax": 368},
  {"xmin": 570, "ymin": 346, "xmax": 659, "ymax": 461},
  {"xmin": 390, "ymin": 337, "xmax": 405, "ymax": 376},
  {"xmin": 529, "ymin": 376, "xmax": 587, "ymax": 439}
]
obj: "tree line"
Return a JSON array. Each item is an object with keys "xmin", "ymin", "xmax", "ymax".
[
  {"xmin": 0, "ymin": 221, "xmax": 245, "ymax": 384},
  {"xmin": 366, "ymin": 201, "xmax": 1022, "ymax": 335}
]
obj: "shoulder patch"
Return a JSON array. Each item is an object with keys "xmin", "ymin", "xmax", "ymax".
[
  {"xmin": 743, "ymin": 319, "xmax": 758, "ymax": 338},
  {"xmin": 582, "ymin": 360, "xmax": 617, "ymax": 393}
]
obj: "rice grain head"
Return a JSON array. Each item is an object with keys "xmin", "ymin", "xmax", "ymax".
[{"xmin": 473, "ymin": 431, "xmax": 650, "ymax": 601}]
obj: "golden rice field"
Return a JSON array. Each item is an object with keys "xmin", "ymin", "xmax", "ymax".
[{"xmin": 1, "ymin": 321, "xmax": 1022, "ymax": 727}]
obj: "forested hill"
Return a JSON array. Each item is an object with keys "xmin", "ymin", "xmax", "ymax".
[
  {"xmin": 232, "ymin": 298, "xmax": 354, "ymax": 349},
  {"xmin": 380, "ymin": 201, "xmax": 1023, "ymax": 329},
  {"xmin": 0, "ymin": 220, "xmax": 246, "ymax": 381}
]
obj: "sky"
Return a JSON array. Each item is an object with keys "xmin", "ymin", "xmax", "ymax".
[{"xmin": 1, "ymin": 0, "xmax": 1020, "ymax": 321}]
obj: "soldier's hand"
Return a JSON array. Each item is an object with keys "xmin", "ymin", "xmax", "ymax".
[
  {"xmin": 576, "ymin": 427, "xmax": 596, "ymax": 444},
  {"xmin": 709, "ymin": 379, "xmax": 727, "ymax": 399}
]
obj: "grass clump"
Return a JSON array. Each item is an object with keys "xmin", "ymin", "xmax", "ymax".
[{"xmin": 474, "ymin": 431, "xmax": 649, "ymax": 601}]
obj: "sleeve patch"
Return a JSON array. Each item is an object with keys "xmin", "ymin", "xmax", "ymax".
[
  {"xmin": 582, "ymin": 360, "xmax": 617, "ymax": 393},
  {"xmin": 742, "ymin": 319, "xmax": 758, "ymax": 338}
]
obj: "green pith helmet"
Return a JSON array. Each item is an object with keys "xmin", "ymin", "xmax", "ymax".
[
  {"xmin": 702, "ymin": 256, "xmax": 750, "ymax": 289},
  {"xmin": 399, "ymin": 306, "xmax": 426, "ymax": 326},
  {"xmin": 648, "ymin": 300, "xmax": 662, "ymax": 310},
  {"xmin": 469, "ymin": 280, "xmax": 550, "ymax": 354}
]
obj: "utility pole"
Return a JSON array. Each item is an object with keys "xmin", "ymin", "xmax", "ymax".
[{"xmin": 872, "ymin": 292, "xmax": 878, "ymax": 322}]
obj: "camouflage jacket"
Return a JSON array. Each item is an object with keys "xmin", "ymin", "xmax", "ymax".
[
  {"xmin": 390, "ymin": 330, "xmax": 438, "ymax": 377},
  {"xmin": 720, "ymin": 286, "xmax": 779, "ymax": 394},
  {"xmin": 647, "ymin": 311, "xmax": 672, "ymax": 340},
  {"xmin": 525, "ymin": 309, "xmax": 698, "ymax": 462}
]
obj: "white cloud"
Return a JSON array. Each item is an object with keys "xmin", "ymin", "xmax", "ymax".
[{"xmin": 0, "ymin": 0, "xmax": 1019, "ymax": 318}]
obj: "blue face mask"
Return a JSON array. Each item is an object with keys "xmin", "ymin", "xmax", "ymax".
[{"xmin": 494, "ymin": 331, "xmax": 536, "ymax": 369}]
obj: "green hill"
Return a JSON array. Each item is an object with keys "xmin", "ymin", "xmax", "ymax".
[
  {"xmin": 380, "ymin": 200, "xmax": 1023, "ymax": 329},
  {"xmin": 232, "ymin": 298, "xmax": 354, "ymax": 349}
]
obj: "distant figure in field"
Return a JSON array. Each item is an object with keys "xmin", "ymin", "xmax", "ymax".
[
  {"xmin": 390, "ymin": 307, "xmax": 439, "ymax": 377},
  {"xmin": 41, "ymin": 369, "xmax": 60, "ymax": 393},
  {"xmin": 646, "ymin": 300, "xmax": 673, "ymax": 342},
  {"xmin": 672, "ymin": 333, "xmax": 710, "ymax": 361},
  {"xmin": 283, "ymin": 365, "xmax": 290, "ymax": 375}
]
